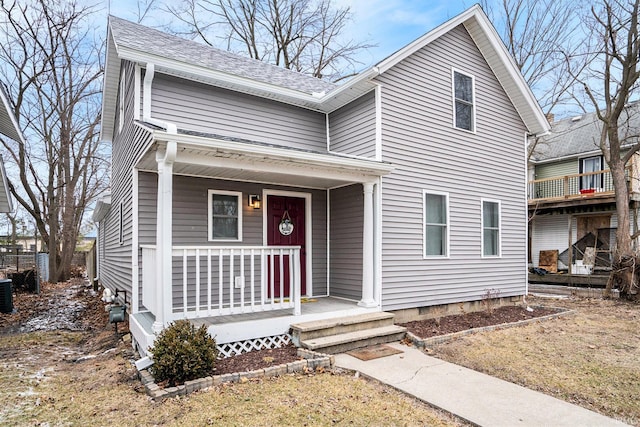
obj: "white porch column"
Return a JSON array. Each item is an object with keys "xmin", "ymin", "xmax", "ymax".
[
  {"xmin": 152, "ymin": 142, "xmax": 177, "ymax": 333},
  {"xmin": 359, "ymin": 181, "xmax": 376, "ymax": 308}
]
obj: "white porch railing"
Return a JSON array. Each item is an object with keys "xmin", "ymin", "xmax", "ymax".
[{"xmin": 141, "ymin": 245, "xmax": 301, "ymax": 322}]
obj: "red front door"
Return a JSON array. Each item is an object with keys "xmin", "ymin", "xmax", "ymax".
[{"xmin": 267, "ymin": 195, "xmax": 306, "ymax": 298}]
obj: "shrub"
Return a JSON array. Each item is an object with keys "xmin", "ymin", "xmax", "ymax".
[{"xmin": 149, "ymin": 320, "xmax": 218, "ymax": 386}]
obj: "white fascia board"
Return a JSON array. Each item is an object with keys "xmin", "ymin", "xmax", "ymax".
[
  {"xmin": 152, "ymin": 130, "xmax": 394, "ymax": 176},
  {"xmin": 375, "ymin": 5, "xmax": 482, "ymax": 74},
  {"xmin": 373, "ymin": 4, "xmax": 550, "ymax": 137},
  {"xmin": 116, "ymin": 46, "xmax": 327, "ymax": 110},
  {"xmin": 100, "ymin": 29, "xmax": 121, "ymax": 143},
  {"xmin": 463, "ymin": 8, "xmax": 550, "ymax": 136},
  {"xmin": 92, "ymin": 195, "xmax": 112, "ymax": 222}
]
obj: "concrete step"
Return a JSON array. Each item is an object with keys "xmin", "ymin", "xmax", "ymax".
[
  {"xmin": 300, "ymin": 325, "xmax": 407, "ymax": 354},
  {"xmin": 290, "ymin": 312, "xmax": 395, "ymax": 344}
]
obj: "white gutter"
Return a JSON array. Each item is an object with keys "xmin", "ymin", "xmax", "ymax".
[
  {"xmin": 143, "ymin": 63, "xmax": 177, "ymax": 134},
  {"xmin": 151, "ymin": 129, "xmax": 394, "ymax": 176}
]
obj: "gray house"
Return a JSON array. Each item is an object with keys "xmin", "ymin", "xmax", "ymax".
[{"xmin": 94, "ymin": 5, "xmax": 549, "ymax": 356}]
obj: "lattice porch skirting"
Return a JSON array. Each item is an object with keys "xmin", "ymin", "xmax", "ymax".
[{"xmin": 217, "ymin": 334, "xmax": 292, "ymax": 358}]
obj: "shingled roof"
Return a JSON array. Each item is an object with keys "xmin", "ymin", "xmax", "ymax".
[
  {"xmin": 100, "ymin": 6, "xmax": 550, "ymax": 142},
  {"xmin": 109, "ymin": 16, "xmax": 336, "ymax": 95},
  {"xmin": 531, "ymin": 102, "xmax": 640, "ymax": 162}
]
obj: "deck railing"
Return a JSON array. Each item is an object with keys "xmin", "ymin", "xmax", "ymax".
[
  {"xmin": 141, "ymin": 245, "xmax": 301, "ymax": 321},
  {"xmin": 528, "ymin": 167, "xmax": 631, "ymax": 202}
]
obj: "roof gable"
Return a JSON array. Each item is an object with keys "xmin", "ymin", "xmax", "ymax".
[
  {"xmin": 100, "ymin": 5, "xmax": 549, "ymax": 142},
  {"xmin": 373, "ymin": 4, "xmax": 548, "ymax": 136}
]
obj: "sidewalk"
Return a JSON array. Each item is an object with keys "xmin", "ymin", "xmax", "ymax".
[{"xmin": 335, "ymin": 342, "xmax": 629, "ymax": 427}]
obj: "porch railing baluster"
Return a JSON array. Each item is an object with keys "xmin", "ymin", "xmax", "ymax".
[
  {"xmin": 143, "ymin": 245, "xmax": 301, "ymax": 321},
  {"xmin": 195, "ymin": 248, "xmax": 200, "ymax": 317},
  {"xmin": 218, "ymin": 251, "xmax": 223, "ymax": 313},
  {"xmin": 182, "ymin": 249, "xmax": 188, "ymax": 317},
  {"xmin": 250, "ymin": 249, "xmax": 255, "ymax": 311},
  {"xmin": 239, "ymin": 249, "xmax": 245, "ymax": 313},
  {"xmin": 229, "ymin": 249, "xmax": 235, "ymax": 313}
]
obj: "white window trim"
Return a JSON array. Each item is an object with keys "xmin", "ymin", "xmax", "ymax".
[
  {"xmin": 481, "ymin": 198, "xmax": 502, "ymax": 258},
  {"xmin": 423, "ymin": 190, "xmax": 450, "ymax": 259},
  {"xmin": 451, "ymin": 68, "xmax": 476, "ymax": 134},
  {"xmin": 208, "ymin": 189, "xmax": 243, "ymax": 242}
]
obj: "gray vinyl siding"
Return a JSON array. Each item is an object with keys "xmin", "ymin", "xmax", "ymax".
[
  {"xmin": 99, "ymin": 60, "xmax": 153, "ymax": 306},
  {"xmin": 376, "ymin": 24, "xmax": 528, "ymax": 311},
  {"xmin": 137, "ymin": 173, "xmax": 328, "ymax": 297},
  {"xmin": 329, "ymin": 184, "xmax": 363, "ymax": 300},
  {"xmin": 152, "ymin": 74, "xmax": 327, "ymax": 152},
  {"xmin": 329, "ymin": 90, "xmax": 376, "ymax": 158}
]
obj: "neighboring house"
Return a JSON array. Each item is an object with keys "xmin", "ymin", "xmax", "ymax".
[
  {"xmin": 528, "ymin": 105, "xmax": 640, "ymax": 274},
  {"xmin": 0, "ymin": 83, "xmax": 18, "ymax": 213},
  {"xmin": 94, "ymin": 5, "xmax": 548, "ymax": 356}
]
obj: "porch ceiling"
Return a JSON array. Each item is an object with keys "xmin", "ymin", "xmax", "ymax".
[{"xmin": 137, "ymin": 129, "xmax": 393, "ymax": 189}]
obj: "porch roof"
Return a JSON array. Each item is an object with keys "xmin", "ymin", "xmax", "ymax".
[{"xmin": 135, "ymin": 123, "xmax": 394, "ymax": 188}]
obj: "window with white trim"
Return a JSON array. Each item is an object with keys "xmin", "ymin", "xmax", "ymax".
[
  {"xmin": 482, "ymin": 200, "xmax": 501, "ymax": 257},
  {"xmin": 424, "ymin": 191, "xmax": 449, "ymax": 257},
  {"xmin": 208, "ymin": 190, "xmax": 242, "ymax": 241},
  {"xmin": 453, "ymin": 69, "xmax": 475, "ymax": 132}
]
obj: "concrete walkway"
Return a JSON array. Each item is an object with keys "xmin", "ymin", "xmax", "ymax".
[{"xmin": 335, "ymin": 342, "xmax": 629, "ymax": 427}]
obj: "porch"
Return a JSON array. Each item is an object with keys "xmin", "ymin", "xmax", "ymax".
[
  {"xmin": 131, "ymin": 296, "xmax": 378, "ymax": 357},
  {"xmin": 527, "ymin": 167, "xmax": 630, "ymax": 205},
  {"xmin": 129, "ymin": 126, "xmax": 393, "ymax": 354}
]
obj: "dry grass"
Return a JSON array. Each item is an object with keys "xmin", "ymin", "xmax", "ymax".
[
  {"xmin": 0, "ymin": 330, "xmax": 466, "ymax": 427},
  {"xmin": 433, "ymin": 296, "xmax": 640, "ymax": 426}
]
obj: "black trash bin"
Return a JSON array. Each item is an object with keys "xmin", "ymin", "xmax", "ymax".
[{"xmin": 0, "ymin": 279, "xmax": 12, "ymax": 314}]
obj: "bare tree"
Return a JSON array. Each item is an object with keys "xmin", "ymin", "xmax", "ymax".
[
  {"xmin": 165, "ymin": 0, "xmax": 372, "ymax": 81},
  {"xmin": 570, "ymin": 0, "xmax": 640, "ymax": 297},
  {"xmin": 481, "ymin": 0, "xmax": 589, "ymax": 159},
  {"xmin": 0, "ymin": 0, "xmax": 108, "ymax": 282}
]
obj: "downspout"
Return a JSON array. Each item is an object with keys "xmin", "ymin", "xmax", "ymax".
[{"xmin": 143, "ymin": 63, "xmax": 177, "ymax": 134}]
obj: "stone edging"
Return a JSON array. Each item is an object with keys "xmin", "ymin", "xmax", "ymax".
[
  {"xmin": 139, "ymin": 348, "xmax": 335, "ymax": 401},
  {"xmin": 406, "ymin": 306, "xmax": 574, "ymax": 348}
]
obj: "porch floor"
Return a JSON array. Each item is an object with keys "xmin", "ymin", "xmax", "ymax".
[{"xmin": 131, "ymin": 296, "xmax": 377, "ymax": 347}]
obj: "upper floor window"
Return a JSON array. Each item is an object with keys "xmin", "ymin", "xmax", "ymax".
[
  {"xmin": 482, "ymin": 199, "xmax": 501, "ymax": 257},
  {"xmin": 580, "ymin": 155, "xmax": 604, "ymax": 190},
  {"xmin": 424, "ymin": 191, "xmax": 449, "ymax": 258},
  {"xmin": 208, "ymin": 190, "xmax": 242, "ymax": 241},
  {"xmin": 453, "ymin": 69, "xmax": 475, "ymax": 132}
]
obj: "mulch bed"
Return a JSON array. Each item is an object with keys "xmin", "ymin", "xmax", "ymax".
[
  {"xmin": 214, "ymin": 344, "xmax": 300, "ymax": 375},
  {"xmin": 400, "ymin": 305, "xmax": 559, "ymax": 338}
]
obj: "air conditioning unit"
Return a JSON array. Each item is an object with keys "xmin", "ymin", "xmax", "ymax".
[{"xmin": 0, "ymin": 279, "xmax": 12, "ymax": 313}]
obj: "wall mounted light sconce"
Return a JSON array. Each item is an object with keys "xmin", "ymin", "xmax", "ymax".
[{"xmin": 248, "ymin": 194, "xmax": 261, "ymax": 209}]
